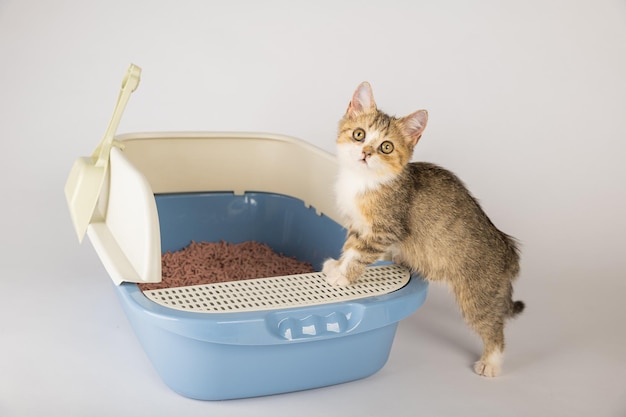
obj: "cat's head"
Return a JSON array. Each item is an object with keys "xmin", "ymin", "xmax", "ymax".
[{"xmin": 336, "ymin": 82, "xmax": 428, "ymax": 181}]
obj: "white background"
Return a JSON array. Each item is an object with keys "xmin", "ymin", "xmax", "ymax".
[{"xmin": 1, "ymin": 1, "xmax": 625, "ymax": 416}]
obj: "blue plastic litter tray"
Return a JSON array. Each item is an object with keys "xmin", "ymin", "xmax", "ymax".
[{"xmin": 74, "ymin": 131, "xmax": 428, "ymax": 400}]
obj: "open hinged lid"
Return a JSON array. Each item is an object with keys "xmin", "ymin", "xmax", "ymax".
[{"xmin": 86, "ymin": 145, "xmax": 162, "ymax": 285}]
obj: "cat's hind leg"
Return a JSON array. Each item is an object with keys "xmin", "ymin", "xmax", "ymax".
[
  {"xmin": 472, "ymin": 298, "xmax": 524, "ymax": 376},
  {"xmin": 472, "ymin": 322, "xmax": 505, "ymax": 377},
  {"xmin": 453, "ymin": 281, "xmax": 510, "ymax": 377}
]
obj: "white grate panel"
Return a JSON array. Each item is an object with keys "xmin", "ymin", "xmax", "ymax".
[{"xmin": 142, "ymin": 264, "xmax": 410, "ymax": 313}]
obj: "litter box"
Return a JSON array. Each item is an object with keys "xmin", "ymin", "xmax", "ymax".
[{"xmin": 65, "ymin": 65, "xmax": 428, "ymax": 400}]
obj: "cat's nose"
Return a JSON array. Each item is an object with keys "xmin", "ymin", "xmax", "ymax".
[{"xmin": 362, "ymin": 146, "xmax": 374, "ymax": 158}]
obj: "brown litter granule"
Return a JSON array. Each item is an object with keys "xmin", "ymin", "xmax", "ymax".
[{"xmin": 138, "ymin": 241, "xmax": 315, "ymax": 291}]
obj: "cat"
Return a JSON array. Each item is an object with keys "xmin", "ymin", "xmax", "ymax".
[{"xmin": 322, "ymin": 82, "xmax": 524, "ymax": 377}]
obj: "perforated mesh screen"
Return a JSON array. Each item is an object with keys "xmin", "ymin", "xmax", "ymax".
[{"xmin": 142, "ymin": 264, "xmax": 410, "ymax": 313}]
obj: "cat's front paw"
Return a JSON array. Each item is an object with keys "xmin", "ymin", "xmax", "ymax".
[{"xmin": 322, "ymin": 258, "xmax": 350, "ymax": 287}]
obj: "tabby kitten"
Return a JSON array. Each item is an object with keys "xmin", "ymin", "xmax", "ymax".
[{"xmin": 322, "ymin": 82, "xmax": 524, "ymax": 377}]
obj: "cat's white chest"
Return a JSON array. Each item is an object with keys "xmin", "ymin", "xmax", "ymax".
[{"xmin": 335, "ymin": 170, "xmax": 373, "ymax": 233}]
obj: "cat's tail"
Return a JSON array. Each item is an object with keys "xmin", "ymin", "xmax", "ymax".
[{"xmin": 510, "ymin": 300, "xmax": 525, "ymax": 317}]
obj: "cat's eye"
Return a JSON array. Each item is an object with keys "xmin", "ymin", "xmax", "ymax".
[
  {"xmin": 352, "ymin": 128, "xmax": 366, "ymax": 142},
  {"xmin": 380, "ymin": 141, "xmax": 394, "ymax": 154}
]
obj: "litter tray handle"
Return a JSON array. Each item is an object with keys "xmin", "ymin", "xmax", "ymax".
[{"xmin": 265, "ymin": 303, "xmax": 366, "ymax": 341}]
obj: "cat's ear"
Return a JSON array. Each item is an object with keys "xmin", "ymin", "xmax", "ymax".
[
  {"xmin": 346, "ymin": 82, "xmax": 376, "ymax": 117},
  {"xmin": 400, "ymin": 110, "xmax": 428, "ymax": 147}
]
